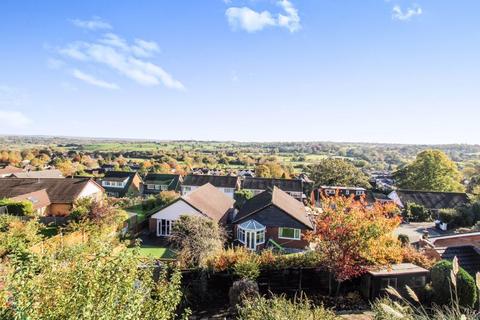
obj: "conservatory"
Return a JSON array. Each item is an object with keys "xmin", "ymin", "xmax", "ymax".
[{"xmin": 237, "ymin": 219, "xmax": 266, "ymax": 250}]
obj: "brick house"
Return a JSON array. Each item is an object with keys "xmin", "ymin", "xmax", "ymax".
[{"xmin": 233, "ymin": 186, "xmax": 313, "ymax": 251}]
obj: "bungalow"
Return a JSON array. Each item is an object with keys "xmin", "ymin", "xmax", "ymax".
[
  {"xmin": 233, "ymin": 187, "xmax": 313, "ymax": 251},
  {"xmin": 242, "ymin": 177, "xmax": 304, "ymax": 201},
  {"xmin": 0, "ymin": 178, "xmax": 104, "ymax": 216},
  {"xmin": 98, "ymin": 171, "xmax": 142, "ymax": 198},
  {"xmin": 181, "ymin": 174, "xmax": 240, "ymax": 198},
  {"xmin": 388, "ymin": 189, "xmax": 470, "ymax": 213},
  {"xmin": 149, "ymin": 183, "xmax": 235, "ymax": 237},
  {"xmin": 142, "ymin": 173, "xmax": 182, "ymax": 196}
]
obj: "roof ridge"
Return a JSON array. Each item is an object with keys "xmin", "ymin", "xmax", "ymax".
[{"xmin": 396, "ymin": 189, "xmax": 467, "ymax": 195}]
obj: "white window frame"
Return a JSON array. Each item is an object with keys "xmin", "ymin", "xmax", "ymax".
[
  {"xmin": 224, "ymin": 188, "xmax": 235, "ymax": 194},
  {"xmin": 154, "ymin": 184, "xmax": 161, "ymax": 190},
  {"xmin": 160, "ymin": 185, "xmax": 168, "ymax": 191},
  {"xmin": 278, "ymin": 227, "xmax": 301, "ymax": 240},
  {"xmin": 147, "ymin": 184, "xmax": 155, "ymax": 190},
  {"xmin": 356, "ymin": 190, "xmax": 364, "ymax": 196},
  {"xmin": 157, "ymin": 219, "xmax": 174, "ymax": 237}
]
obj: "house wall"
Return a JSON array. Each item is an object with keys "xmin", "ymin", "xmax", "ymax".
[
  {"xmin": 235, "ymin": 205, "xmax": 311, "ymax": 250},
  {"xmin": 130, "ymin": 174, "xmax": 142, "ymax": 193},
  {"xmin": 48, "ymin": 203, "xmax": 73, "ymax": 216},
  {"xmin": 78, "ymin": 182, "xmax": 104, "ymax": 201},
  {"xmin": 149, "ymin": 200, "xmax": 203, "ymax": 235}
]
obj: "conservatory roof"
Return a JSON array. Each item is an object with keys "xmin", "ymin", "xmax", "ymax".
[{"xmin": 238, "ymin": 219, "xmax": 265, "ymax": 231}]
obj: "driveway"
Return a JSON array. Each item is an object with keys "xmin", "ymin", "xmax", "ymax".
[{"xmin": 394, "ymin": 222, "xmax": 441, "ymax": 243}]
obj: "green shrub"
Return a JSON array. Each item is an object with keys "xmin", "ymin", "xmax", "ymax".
[
  {"xmin": 405, "ymin": 203, "xmax": 431, "ymax": 222},
  {"xmin": 0, "ymin": 198, "xmax": 34, "ymax": 216},
  {"xmin": 438, "ymin": 209, "xmax": 460, "ymax": 226},
  {"xmin": 397, "ymin": 234, "xmax": 410, "ymax": 247},
  {"xmin": 431, "ymin": 260, "xmax": 477, "ymax": 308},
  {"xmin": 233, "ymin": 260, "xmax": 260, "ymax": 281},
  {"xmin": 237, "ymin": 294, "xmax": 339, "ymax": 320}
]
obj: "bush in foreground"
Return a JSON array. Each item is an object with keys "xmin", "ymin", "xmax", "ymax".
[
  {"xmin": 237, "ymin": 294, "xmax": 339, "ymax": 320},
  {"xmin": 431, "ymin": 260, "xmax": 477, "ymax": 308}
]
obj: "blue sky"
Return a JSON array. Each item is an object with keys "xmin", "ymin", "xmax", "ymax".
[{"xmin": 1, "ymin": 0, "xmax": 480, "ymax": 144}]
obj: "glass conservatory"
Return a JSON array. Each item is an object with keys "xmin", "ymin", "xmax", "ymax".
[{"xmin": 237, "ymin": 219, "xmax": 266, "ymax": 250}]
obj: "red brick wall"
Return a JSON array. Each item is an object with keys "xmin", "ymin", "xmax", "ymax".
[
  {"xmin": 149, "ymin": 218, "xmax": 157, "ymax": 235},
  {"xmin": 233, "ymin": 225, "xmax": 309, "ymax": 250}
]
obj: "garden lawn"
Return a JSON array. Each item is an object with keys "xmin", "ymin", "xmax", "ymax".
[{"xmin": 132, "ymin": 246, "xmax": 177, "ymax": 260}]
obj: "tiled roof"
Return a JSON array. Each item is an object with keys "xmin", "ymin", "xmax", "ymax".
[
  {"xmin": 11, "ymin": 189, "xmax": 51, "ymax": 210},
  {"xmin": 0, "ymin": 178, "xmax": 100, "ymax": 203},
  {"xmin": 242, "ymin": 177, "xmax": 303, "ymax": 192},
  {"xmin": 234, "ymin": 186, "xmax": 313, "ymax": 229},
  {"xmin": 436, "ymin": 245, "xmax": 480, "ymax": 276},
  {"xmin": 394, "ymin": 190, "xmax": 469, "ymax": 209},
  {"xmin": 0, "ymin": 165, "xmax": 23, "ymax": 175},
  {"xmin": 12, "ymin": 169, "xmax": 64, "ymax": 178},
  {"xmin": 143, "ymin": 173, "xmax": 181, "ymax": 187},
  {"xmin": 182, "ymin": 183, "xmax": 235, "ymax": 222},
  {"xmin": 183, "ymin": 174, "xmax": 239, "ymax": 188}
]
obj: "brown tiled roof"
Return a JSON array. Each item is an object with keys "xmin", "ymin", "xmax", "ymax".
[
  {"xmin": 395, "ymin": 190, "xmax": 469, "ymax": 209},
  {"xmin": 234, "ymin": 186, "xmax": 313, "ymax": 229},
  {"xmin": 11, "ymin": 189, "xmax": 51, "ymax": 210},
  {"xmin": 12, "ymin": 169, "xmax": 64, "ymax": 178},
  {"xmin": 0, "ymin": 178, "xmax": 101, "ymax": 204},
  {"xmin": 0, "ymin": 165, "xmax": 23, "ymax": 175},
  {"xmin": 243, "ymin": 177, "xmax": 303, "ymax": 192},
  {"xmin": 182, "ymin": 183, "xmax": 235, "ymax": 222},
  {"xmin": 183, "ymin": 174, "xmax": 239, "ymax": 188}
]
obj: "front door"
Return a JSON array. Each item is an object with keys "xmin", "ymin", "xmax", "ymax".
[{"xmin": 245, "ymin": 230, "xmax": 256, "ymax": 250}]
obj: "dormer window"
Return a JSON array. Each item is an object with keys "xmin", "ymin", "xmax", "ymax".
[{"xmin": 356, "ymin": 190, "xmax": 364, "ymax": 196}]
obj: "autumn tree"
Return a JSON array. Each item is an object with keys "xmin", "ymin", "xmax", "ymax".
[
  {"xmin": 394, "ymin": 149, "xmax": 464, "ymax": 192},
  {"xmin": 305, "ymin": 196, "xmax": 403, "ymax": 292},
  {"xmin": 306, "ymin": 158, "xmax": 370, "ymax": 188}
]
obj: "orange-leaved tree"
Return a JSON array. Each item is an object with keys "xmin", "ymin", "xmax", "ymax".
[{"xmin": 304, "ymin": 195, "xmax": 403, "ymax": 291}]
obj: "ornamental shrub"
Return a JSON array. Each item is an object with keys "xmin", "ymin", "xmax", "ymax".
[
  {"xmin": 431, "ymin": 260, "xmax": 477, "ymax": 308},
  {"xmin": 405, "ymin": 202, "xmax": 431, "ymax": 222},
  {"xmin": 233, "ymin": 259, "xmax": 260, "ymax": 281}
]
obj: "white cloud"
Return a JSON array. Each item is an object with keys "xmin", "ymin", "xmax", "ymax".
[
  {"xmin": 60, "ymin": 36, "xmax": 184, "ymax": 90},
  {"xmin": 392, "ymin": 5, "xmax": 422, "ymax": 21},
  {"xmin": 72, "ymin": 69, "xmax": 119, "ymax": 90},
  {"xmin": 277, "ymin": 0, "xmax": 301, "ymax": 32},
  {"xmin": 226, "ymin": 0, "xmax": 301, "ymax": 33},
  {"xmin": 70, "ymin": 17, "xmax": 112, "ymax": 30},
  {"xmin": 226, "ymin": 7, "xmax": 276, "ymax": 32},
  {"xmin": 0, "ymin": 110, "xmax": 32, "ymax": 129}
]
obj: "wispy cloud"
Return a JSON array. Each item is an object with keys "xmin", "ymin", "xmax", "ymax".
[
  {"xmin": 0, "ymin": 85, "xmax": 27, "ymax": 107},
  {"xmin": 70, "ymin": 17, "xmax": 112, "ymax": 30},
  {"xmin": 55, "ymin": 21, "xmax": 184, "ymax": 90},
  {"xmin": 226, "ymin": 0, "xmax": 301, "ymax": 33},
  {"xmin": 392, "ymin": 5, "xmax": 422, "ymax": 21},
  {"xmin": 0, "ymin": 110, "xmax": 32, "ymax": 129},
  {"xmin": 72, "ymin": 69, "xmax": 119, "ymax": 90}
]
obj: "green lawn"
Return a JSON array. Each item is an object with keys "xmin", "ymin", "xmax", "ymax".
[{"xmin": 130, "ymin": 246, "xmax": 177, "ymax": 260}]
